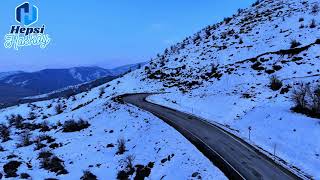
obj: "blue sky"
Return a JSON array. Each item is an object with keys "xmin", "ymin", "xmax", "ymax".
[{"xmin": 0, "ymin": 0, "xmax": 255, "ymax": 72}]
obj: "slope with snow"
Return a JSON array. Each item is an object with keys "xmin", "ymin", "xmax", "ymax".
[
  {"xmin": 140, "ymin": 0, "xmax": 320, "ymax": 178},
  {"xmin": 0, "ymin": 78, "xmax": 225, "ymax": 179},
  {"xmin": 0, "ymin": 0, "xmax": 319, "ymax": 179}
]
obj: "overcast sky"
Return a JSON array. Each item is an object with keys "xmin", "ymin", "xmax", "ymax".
[{"xmin": 0, "ymin": 0, "xmax": 255, "ymax": 72}]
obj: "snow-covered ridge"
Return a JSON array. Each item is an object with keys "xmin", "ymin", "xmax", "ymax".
[
  {"xmin": 143, "ymin": 0, "xmax": 320, "ymax": 91},
  {"xmin": 135, "ymin": 0, "xmax": 320, "ymax": 178},
  {"xmin": 0, "ymin": 71, "xmax": 23, "ymax": 81}
]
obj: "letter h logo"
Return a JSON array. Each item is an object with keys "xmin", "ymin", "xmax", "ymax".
[{"xmin": 16, "ymin": 2, "xmax": 38, "ymax": 26}]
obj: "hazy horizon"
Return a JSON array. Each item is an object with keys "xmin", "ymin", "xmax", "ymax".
[
  {"xmin": 0, "ymin": 0, "xmax": 255, "ymax": 72},
  {"xmin": 0, "ymin": 62, "xmax": 146, "ymax": 73}
]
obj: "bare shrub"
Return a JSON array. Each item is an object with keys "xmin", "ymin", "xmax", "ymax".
[
  {"xmin": 310, "ymin": 19, "xmax": 317, "ymax": 28},
  {"xmin": 34, "ymin": 135, "xmax": 53, "ymax": 151},
  {"xmin": 299, "ymin": 24, "xmax": 305, "ymax": 29},
  {"xmin": 269, "ymin": 75, "xmax": 283, "ymax": 91},
  {"xmin": 62, "ymin": 119, "xmax": 90, "ymax": 132},
  {"xmin": 34, "ymin": 140, "xmax": 47, "ymax": 151},
  {"xmin": 17, "ymin": 131, "xmax": 33, "ymax": 147},
  {"xmin": 7, "ymin": 114, "xmax": 24, "ymax": 129},
  {"xmin": 117, "ymin": 155, "xmax": 152, "ymax": 180},
  {"xmin": 239, "ymin": 38, "xmax": 244, "ymax": 44},
  {"xmin": 55, "ymin": 104, "xmax": 63, "ymax": 114},
  {"xmin": 39, "ymin": 121, "xmax": 51, "ymax": 132},
  {"xmin": 123, "ymin": 155, "xmax": 135, "ymax": 170},
  {"xmin": 291, "ymin": 83, "xmax": 309, "ymax": 110},
  {"xmin": 0, "ymin": 124, "xmax": 10, "ymax": 142},
  {"xmin": 117, "ymin": 155, "xmax": 135, "ymax": 180},
  {"xmin": 99, "ymin": 87, "xmax": 106, "ymax": 98},
  {"xmin": 310, "ymin": 86, "xmax": 320, "ymax": 115},
  {"xmin": 81, "ymin": 170, "xmax": 97, "ymax": 180},
  {"xmin": 28, "ymin": 112, "xmax": 37, "ymax": 120},
  {"xmin": 290, "ymin": 39, "xmax": 301, "ymax": 48},
  {"xmin": 47, "ymin": 104, "xmax": 52, "ymax": 108},
  {"xmin": 40, "ymin": 155, "xmax": 68, "ymax": 175},
  {"xmin": 116, "ymin": 138, "xmax": 126, "ymax": 155},
  {"xmin": 291, "ymin": 83, "xmax": 320, "ymax": 118},
  {"xmin": 37, "ymin": 134, "xmax": 56, "ymax": 144}
]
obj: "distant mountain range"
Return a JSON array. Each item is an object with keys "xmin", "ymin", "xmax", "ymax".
[{"xmin": 0, "ymin": 63, "xmax": 145, "ymax": 104}]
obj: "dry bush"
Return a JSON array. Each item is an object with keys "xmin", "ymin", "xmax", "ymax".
[
  {"xmin": 291, "ymin": 83, "xmax": 309, "ymax": 109},
  {"xmin": 17, "ymin": 131, "xmax": 33, "ymax": 148},
  {"xmin": 290, "ymin": 39, "xmax": 301, "ymax": 48},
  {"xmin": 116, "ymin": 138, "xmax": 126, "ymax": 155},
  {"xmin": 0, "ymin": 124, "xmax": 10, "ymax": 142},
  {"xmin": 62, "ymin": 119, "xmax": 90, "ymax": 132},
  {"xmin": 310, "ymin": 19, "xmax": 317, "ymax": 28},
  {"xmin": 269, "ymin": 75, "xmax": 283, "ymax": 91},
  {"xmin": 7, "ymin": 114, "xmax": 24, "ymax": 129},
  {"xmin": 81, "ymin": 170, "xmax": 97, "ymax": 180},
  {"xmin": 291, "ymin": 83, "xmax": 320, "ymax": 118},
  {"xmin": 99, "ymin": 87, "xmax": 106, "ymax": 98},
  {"xmin": 40, "ymin": 155, "xmax": 68, "ymax": 175},
  {"xmin": 54, "ymin": 104, "xmax": 63, "ymax": 114}
]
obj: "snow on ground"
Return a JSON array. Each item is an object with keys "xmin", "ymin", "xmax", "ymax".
[
  {"xmin": 1, "ymin": 0, "xmax": 320, "ymax": 179},
  {"xmin": 0, "ymin": 87, "xmax": 226, "ymax": 179},
  {"xmin": 148, "ymin": 89, "xmax": 320, "ymax": 179}
]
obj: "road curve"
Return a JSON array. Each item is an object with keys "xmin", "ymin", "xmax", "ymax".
[{"xmin": 121, "ymin": 93, "xmax": 301, "ymax": 180}]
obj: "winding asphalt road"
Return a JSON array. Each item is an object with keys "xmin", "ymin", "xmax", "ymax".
[{"xmin": 121, "ymin": 93, "xmax": 301, "ymax": 180}]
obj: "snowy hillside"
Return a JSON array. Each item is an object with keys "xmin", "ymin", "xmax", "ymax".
[
  {"xmin": 0, "ymin": 0, "xmax": 320, "ymax": 179},
  {"xmin": 0, "ymin": 86, "xmax": 226, "ymax": 179},
  {"xmin": 140, "ymin": 0, "xmax": 320, "ymax": 178},
  {"xmin": 143, "ymin": 0, "xmax": 320, "ymax": 92}
]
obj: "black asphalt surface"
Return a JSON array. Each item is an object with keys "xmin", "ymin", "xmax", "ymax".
[{"xmin": 122, "ymin": 93, "xmax": 301, "ymax": 180}]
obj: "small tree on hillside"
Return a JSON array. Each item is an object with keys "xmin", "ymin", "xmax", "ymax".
[{"xmin": 291, "ymin": 83, "xmax": 309, "ymax": 110}]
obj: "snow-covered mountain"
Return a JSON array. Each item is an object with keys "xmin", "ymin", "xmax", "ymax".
[
  {"xmin": 0, "ymin": 64, "xmax": 144, "ymax": 104},
  {"xmin": 1, "ymin": 67, "xmax": 112, "ymax": 94},
  {"xmin": 0, "ymin": 71, "xmax": 23, "ymax": 81},
  {"xmin": 0, "ymin": 0, "xmax": 319, "ymax": 179}
]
